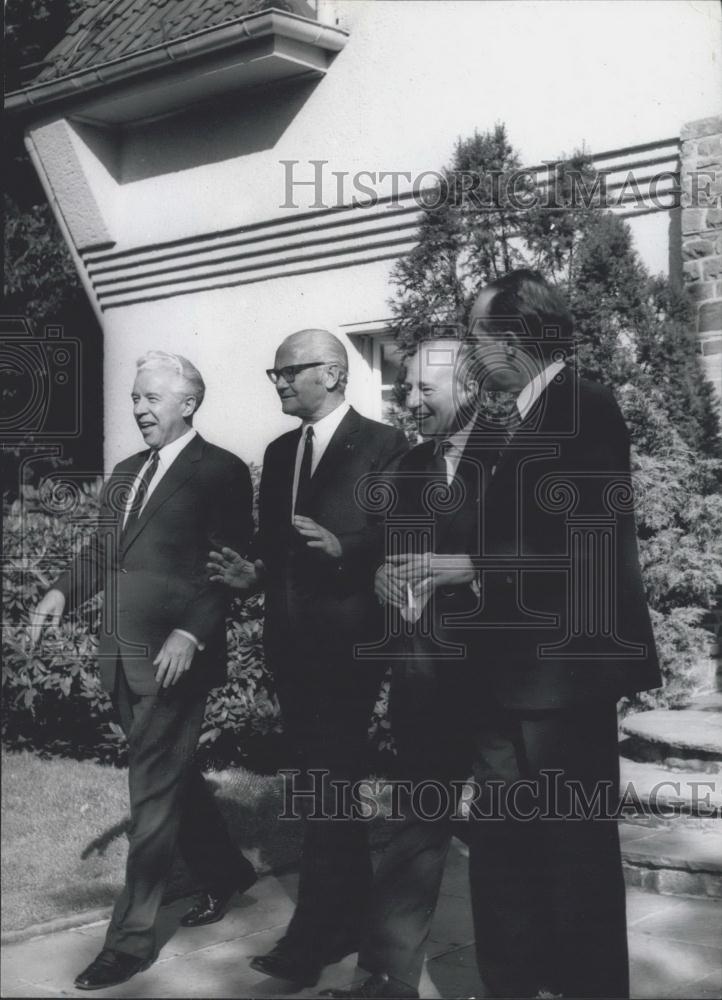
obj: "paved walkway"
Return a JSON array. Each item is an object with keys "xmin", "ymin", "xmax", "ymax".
[{"xmin": 2, "ymin": 839, "xmax": 721, "ymax": 999}]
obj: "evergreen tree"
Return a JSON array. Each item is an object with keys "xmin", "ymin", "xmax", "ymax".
[
  {"xmin": 389, "ymin": 124, "xmax": 530, "ymax": 349},
  {"xmin": 3, "ymin": 1, "xmax": 103, "ymax": 496},
  {"xmin": 387, "ymin": 126, "xmax": 722, "ymax": 708}
]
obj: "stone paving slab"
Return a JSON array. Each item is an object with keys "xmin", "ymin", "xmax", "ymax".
[
  {"xmin": 625, "ymin": 889, "xmax": 686, "ymax": 926},
  {"xmin": 620, "ymin": 820, "xmax": 722, "ymax": 872},
  {"xmin": 620, "ymin": 758, "xmax": 722, "ymax": 815},
  {"xmin": 426, "ymin": 889, "xmax": 473, "ymax": 955},
  {"xmin": 628, "ymin": 930, "xmax": 722, "ymax": 999},
  {"xmin": 2, "ymin": 847, "xmax": 722, "ymax": 999},
  {"xmin": 632, "ymin": 894, "xmax": 722, "ymax": 949},
  {"xmin": 424, "ymin": 943, "xmax": 478, "ymax": 999},
  {"xmin": 693, "ymin": 693, "xmax": 722, "ymax": 713}
]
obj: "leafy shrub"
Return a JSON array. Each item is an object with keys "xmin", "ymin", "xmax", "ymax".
[
  {"xmin": 626, "ymin": 607, "xmax": 713, "ymax": 712},
  {"xmin": 2, "ymin": 465, "xmax": 397, "ymax": 766},
  {"xmin": 2, "ymin": 467, "xmax": 284, "ymax": 766}
]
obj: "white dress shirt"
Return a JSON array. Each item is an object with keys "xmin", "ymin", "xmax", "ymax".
[
  {"xmin": 291, "ymin": 400, "xmax": 350, "ymax": 515},
  {"xmin": 515, "ymin": 359, "xmax": 566, "ymax": 422},
  {"xmin": 439, "ymin": 419, "xmax": 476, "ymax": 486},
  {"xmin": 123, "ymin": 426, "xmax": 201, "ymax": 649},
  {"xmin": 123, "ymin": 427, "xmax": 197, "ymax": 527}
]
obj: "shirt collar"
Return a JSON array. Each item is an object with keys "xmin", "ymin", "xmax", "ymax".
[
  {"xmin": 154, "ymin": 427, "xmax": 196, "ymax": 468},
  {"xmin": 302, "ymin": 400, "xmax": 350, "ymax": 443},
  {"xmin": 440, "ymin": 418, "xmax": 476, "ymax": 455},
  {"xmin": 516, "ymin": 360, "xmax": 565, "ymax": 422}
]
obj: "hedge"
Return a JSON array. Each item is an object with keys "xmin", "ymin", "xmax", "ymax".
[{"xmin": 3, "ymin": 444, "xmax": 718, "ymax": 765}]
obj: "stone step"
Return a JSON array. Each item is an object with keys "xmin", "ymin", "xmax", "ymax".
[
  {"xmin": 620, "ymin": 820, "xmax": 722, "ymax": 898},
  {"xmin": 620, "ymin": 709, "xmax": 722, "ymax": 772},
  {"xmin": 619, "ymin": 758, "xmax": 722, "ymax": 823},
  {"xmin": 692, "ymin": 691, "xmax": 722, "ymax": 712}
]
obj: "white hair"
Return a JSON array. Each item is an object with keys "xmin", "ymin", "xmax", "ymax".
[{"xmin": 136, "ymin": 351, "xmax": 206, "ymax": 411}]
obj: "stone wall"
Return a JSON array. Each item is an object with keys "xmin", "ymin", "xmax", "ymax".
[{"xmin": 681, "ymin": 115, "xmax": 722, "ymax": 407}]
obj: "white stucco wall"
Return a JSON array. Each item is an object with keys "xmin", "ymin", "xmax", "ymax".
[
  {"xmin": 106, "ymin": 0, "xmax": 721, "ymax": 247},
  {"xmin": 27, "ymin": 0, "xmax": 722, "ymax": 469},
  {"xmin": 102, "ymin": 258, "xmax": 396, "ymax": 468}
]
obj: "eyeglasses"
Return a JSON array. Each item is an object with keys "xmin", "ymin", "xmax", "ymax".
[{"xmin": 266, "ymin": 361, "xmax": 331, "ymax": 384}]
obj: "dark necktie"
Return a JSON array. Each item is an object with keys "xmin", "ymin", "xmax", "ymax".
[
  {"xmin": 432, "ymin": 439, "xmax": 454, "ymax": 480},
  {"xmin": 477, "ymin": 390, "xmax": 521, "ymax": 475},
  {"xmin": 493, "ymin": 405, "xmax": 521, "ymax": 472},
  {"xmin": 294, "ymin": 425, "xmax": 314, "ymax": 516},
  {"xmin": 123, "ymin": 449, "xmax": 159, "ymax": 535}
]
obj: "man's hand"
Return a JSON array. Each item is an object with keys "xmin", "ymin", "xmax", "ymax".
[
  {"xmin": 293, "ymin": 516, "xmax": 342, "ymax": 559},
  {"xmin": 374, "ymin": 563, "xmax": 408, "ymax": 609},
  {"xmin": 384, "ymin": 553, "xmax": 432, "ymax": 588},
  {"xmin": 28, "ymin": 589, "xmax": 66, "ymax": 649},
  {"xmin": 207, "ymin": 548, "xmax": 260, "ymax": 590},
  {"xmin": 154, "ymin": 630, "xmax": 197, "ymax": 688},
  {"xmin": 386, "ymin": 553, "xmax": 476, "ymax": 589}
]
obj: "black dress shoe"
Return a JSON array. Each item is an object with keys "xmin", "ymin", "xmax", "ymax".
[
  {"xmin": 250, "ymin": 935, "xmax": 358, "ymax": 987},
  {"xmin": 321, "ymin": 973, "xmax": 420, "ymax": 998},
  {"xmin": 250, "ymin": 944, "xmax": 324, "ymax": 988},
  {"xmin": 180, "ymin": 867, "xmax": 258, "ymax": 927},
  {"xmin": 74, "ymin": 949, "xmax": 151, "ymax": 991}
]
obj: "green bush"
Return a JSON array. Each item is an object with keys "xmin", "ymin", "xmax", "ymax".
[
  {"xmin": 2, "ymin": 467, "xmax": 283, "ymax": 766},
  {"xmin": 2, "ymin": 466, "xmax": 395, "ymax": 766}
]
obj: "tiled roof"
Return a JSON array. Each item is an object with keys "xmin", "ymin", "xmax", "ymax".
[{"xmin": 31, "ymin": 0, "xmax": 317, "ymax": 85}]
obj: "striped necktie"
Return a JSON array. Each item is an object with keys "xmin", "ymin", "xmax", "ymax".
[{"xmin": 123, "ymin": 450, "xmax": 159, "ymax": 534}]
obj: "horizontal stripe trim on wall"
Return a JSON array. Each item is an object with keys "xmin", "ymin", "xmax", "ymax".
[
  {"xmin": 96, "ymin": 232, "xmax": 420, "ymax": 301},
  {"xmin": 83, "ymin": 136, "xmax": 681, "ymax": 310},
  {"xmin": 100, "ymin": 249, "xmax": 410, "ymax": 310}
]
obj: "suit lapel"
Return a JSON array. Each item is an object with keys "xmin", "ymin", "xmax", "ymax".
[
  {"xmin": 121, "ymin": 433, "xmax": 204, "ymax": 556},
  {"xmin": 402, "ymin": 441, "xmax": 477, "ymax": 550},
  {"xmin": 435, "ymin": 446, "xmax": 482, "ymax": 549},
  {"xmin": 279, "ymin": 427, "xmax": 302, "ymax": 518},
  {"xmin": 489, "ymin": 368, "xmax": 573, "ymax": 482},
  {"xmin": 306, "ymin": 407, "xmax": 361, "ymax": 502}
]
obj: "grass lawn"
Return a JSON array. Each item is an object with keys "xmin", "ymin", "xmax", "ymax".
[
  {"xmin": 1, "ymin": 750, "xmax": 391, "ymax": 937},
  {"xmin": 2, "ymin": 750, "xmax": 129, "ymax": 935}
]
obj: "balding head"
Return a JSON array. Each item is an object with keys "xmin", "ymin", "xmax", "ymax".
[
  {"xmin": 276, "ymin": 329, "xmax": 348, "ymax": 369},
  {"xmin": 272, "ymin": 328, "xmax": 349, "ymax": 422}
]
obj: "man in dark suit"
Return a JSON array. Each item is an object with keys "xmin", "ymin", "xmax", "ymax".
[
  {"xmin": 30, "ymin": 351, "xmax": 256, "ymax": 991},
  {"xmin": 324, "ymin": 335, "xmax": 484, "ymax": 1000},
  {"xmin": 328, "ymin": 272, "xmax": 661, "ymax": 1000},
  {"xmin": 208, "ymin": 329, "xmax": 408, "ymax": 988},
  {"xmin": 461, "ymin": 270, "xmax": 660, "ymax": 999}
]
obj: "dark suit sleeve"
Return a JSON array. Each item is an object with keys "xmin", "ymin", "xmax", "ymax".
[
  {"xmin": 52, "ymin": 474, "xmax": 118, "ymax": 611},
  {"xmin": 177, "ymin": 455, "xmax": 254, "ymax": 643},
  {"xmin": 585, "ymin": 385, "xmax": 630, "ymax": 470},
  {"xmin": 335, "ymin": 427, "xmax": 409, "ymax": 580},
  {"xmin": 246, "ymin": 444, "xmax": 272, "ymax": 567}
]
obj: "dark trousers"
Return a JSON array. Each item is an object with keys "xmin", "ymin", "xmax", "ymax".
[
  {"xmin": 359, "ymin": 655, "xmax": 628, "ymax": 999},
  {"xmin": 359, "ymin": 649, "xmax": 470, "ymax": 989},
  {"xmin": 104, "ymin": 663, "xmax": 252, "ymax": 960},
  {"xmin": 468, "ymin": 700, "xmax": 629, "ymax": 999},
  {"xmin": 274, "ymin": 652, "xmax": 384, "ymax": 957}
]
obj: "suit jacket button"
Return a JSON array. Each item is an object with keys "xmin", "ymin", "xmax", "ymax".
[{"xmin": 505, "ymin": 575, "xmax": 513, "ymax": 584}]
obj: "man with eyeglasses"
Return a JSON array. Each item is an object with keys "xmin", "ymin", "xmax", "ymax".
[{"xmin": 208, "ymin": 329, "xmax": 408, "ymax": 988}]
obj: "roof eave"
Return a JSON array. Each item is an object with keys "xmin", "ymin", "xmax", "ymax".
[{"xmin": 5, "ymin": 8, "xmax": 348, "ymax": 119}]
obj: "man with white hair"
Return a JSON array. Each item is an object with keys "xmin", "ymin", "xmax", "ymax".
[{"xmin": 31, "ymin": 351, "xmax": 256, "ymax": 991}]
